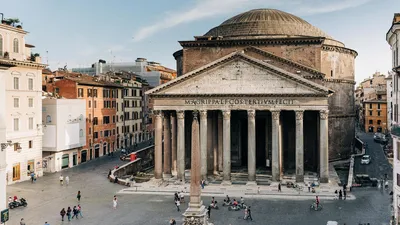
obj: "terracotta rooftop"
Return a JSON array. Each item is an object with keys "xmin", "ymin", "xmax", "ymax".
[
  {"xmin": 42, "ymin": 68, "xmax": 53, "ymax": 74},
  {"xmin": 62, "ymin": 73, "xmax": 123, "ymax": 88}
]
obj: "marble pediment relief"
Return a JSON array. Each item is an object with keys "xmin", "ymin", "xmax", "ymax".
[{"xmin": 149, "ymin": 52, "xmax": 330, "ymax": 96}]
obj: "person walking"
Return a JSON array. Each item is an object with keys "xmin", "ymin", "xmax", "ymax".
[
  {"xmin": 20, "ymin": 218, "xmax": 26, "ymax": 225},
  {"xmin": 307, "ymin": 182, "xmax": 311, "ymax": 192},
  {"xmin": 30, "ymin": 172, "xmax": 35, "ymax": 183},
  {"xmin": 201, "ymin": 179, "xmax": 205, "ymax": 189},
  {"xmin": 339, "ymin": 190, "xmax": 343, "ymax": 200},
  {"xmin": 113, "ymin": 195, "xmax": 118, "ymax": 209},
  {"xmin": 65, "ymin": 175, "xmax": 70, "ymax": 186},
  {"xmin": 71, "ymin": 206, "xmax": 79, "ymax": 219},
  {"xmin": 207, "ymin": 205, "xmax": 211, "ymax": 218},
  {"xmin": 278, "ymin": 183, "xmax": 281, "ymax": 192},
  {"xmin": 175, "ymin": 199, "xmax": 181, "ymax": 212},
  {"xmin": 247, "ymin": 206, "xmax": 253, "ymax": 221},
  {"xmin": 343, "ymin": 189, "xmax": 347, "ymax": 200},
  {"xmin": 77, "ymin": 205, "xmax": 83, "ymax": 218},
  {"xmin": 60, "ymin": 208, "xmax": 66, "ymax": 221},
  {"xmin": 59, "ymin": 175, "xmax": 64, "ymax": 186},
  {"xmin": 66, "ymin": 206, "xmax": 72, "ymax": 221},
  {"xmin": 180, "ymin": 191, "xmax": 185, "ymax": 203},
  {"xmin": 77, "ymin": 191, "xmax": 81, "ymax": 202},
  {"xmin": 170, "ymin": 218, "xmax": 177, "ymax": 225},
  {"xmin": 174, "ymin": 192, "xmax": 179, "ymax": 202},
  {"xmin": 334, "ymin": 190, "xmax": 338, "ymax": 200}
]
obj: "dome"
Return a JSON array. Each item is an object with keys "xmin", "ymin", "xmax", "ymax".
[{"xmin": 205, "ymin": 9, "xmax": 339, "ymax": 43}]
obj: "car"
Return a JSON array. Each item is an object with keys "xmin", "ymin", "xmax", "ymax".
[
  {"xmin": 374, "ymin": 132, "xmax": 388, "ymax": 143},
  {"xmin": 361, "ymin": 155, "xmax": 371, "ymax": 165},
  {"xmin": 354, "ymin": 174, "xmax": 378, "ymax": 187}
]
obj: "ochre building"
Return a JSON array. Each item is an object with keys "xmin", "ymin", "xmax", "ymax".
[{"xmin": 147, "ymin": 9, "xmax": 357, "ymax": 183}]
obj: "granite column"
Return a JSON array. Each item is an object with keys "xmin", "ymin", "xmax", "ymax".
[{"xmin": 154, "ymin": 110, "xmax": 163, "ymax": 179}]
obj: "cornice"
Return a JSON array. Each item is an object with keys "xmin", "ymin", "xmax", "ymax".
[
  {"xmin": 322, "ymin": 44, "xmax": 358, "ymax": 58},
  {"xmin": 328, "ymin": 114, "xmax": 356, "ymax": 118},
  {"xmin": 323, "ymin": 78, "xmax": 356, "ymax": 85},
  {"xmin": 179, "ymin": 37, "xmax": 325, "ymax": 48},
  {"xmin": 150, "ymin": 93, "xmax": 328, "ymax": 98},
  {"xmin": 0, "ymin": 58, "xmax": 46, "ymax": 69}
]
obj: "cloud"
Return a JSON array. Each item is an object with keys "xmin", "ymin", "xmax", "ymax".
[{"xmin": 133, "ymin": 0, "xmax": 374, "ymax": 42}]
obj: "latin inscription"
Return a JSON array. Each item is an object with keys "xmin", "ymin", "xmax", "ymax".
[{"xmin": 184, "ymin": 99, "xmax": 296, "ymax": 105}]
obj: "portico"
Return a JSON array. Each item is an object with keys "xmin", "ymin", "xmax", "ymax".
[{"xmin": 147, "ymin": 52, "xmax": 333, "ymax": 183}]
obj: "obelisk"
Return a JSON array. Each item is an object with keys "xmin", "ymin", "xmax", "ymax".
[{"xmin": 183, "ymin": 111, "xmax": 208, "ymax": 225}]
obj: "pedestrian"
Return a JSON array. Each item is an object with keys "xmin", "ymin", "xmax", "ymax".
[
  {"xmin": 278, "ymin": 183, "xmax": 281, "ymax": 192},
  {"xmin": 65, "ymin": 175, "xmax": 70, "ymax": 186},
  {"xmin": 30, "ymin": 172, "xmax": 35, "ymax": 183},
  {"xmin": 180, "ymin": 191, "xmax": 185, "ymax": 203},
  {"xmin": 174, "ymin": 192, "xmax": 179, "ymax": 202},
  {"xmin": 113, "ymin": 195, "xmax": 118, "ymax": 209},
  {"xmin": 175, "ymin": 199, "xmax": 181, "ymax": 211},
  {"xmin": 20, "ymin": 218, "xmax": 26, "ymax": 225},
  {"xmin": 60, "ymin": 208, "xmax": 66, "ymax": 221},
  {"xmin": 170, "ymin": 218, "xmax": 176, "ymax": 225},
  {"xmin": 77, "ymin": 191, "xmax": 81, "ymax": 202},
  {"xmin": 77, "ymin": 205, "xmax": 83, "ymax": 218},
  {"xmin": 307, "ymin": 182, "xmax": 311, "ymax": 192},
  {"xmin": 59, "ymin": 174, "xmax": 64, "ymax": 186},
  {"xmin": 67, "ymin": 206, "xmax": 72, "ymax": 221},
  {"xmin": 339, "ymin": 189, "xmax": 343, "ymax": 200},
  {"xmin": 201, "ymin": 179, "xmax": 205, "ymax": 189},
  {"xmin": 247, "ymin": 206, "xmax": 253, "ymax": 221},
  {"xmin": 343, "ymin": 189, "xmax": 347, "ymax": 200},
  {"xmin": 207, "ymin": 205, "xmax": 211, "ymax": 218},
  {"xmin": 334, "ymin": 190, "xmax": 338, "ymax": 200},
  {"xmin": 71, "ymin": 206, "xmax": 79, "ymax": 219}
]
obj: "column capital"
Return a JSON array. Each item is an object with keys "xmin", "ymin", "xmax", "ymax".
[
  {"xmin": 295, "ymin": 110, "xmax": 304, "ymax": 120},
  {"xmin": 222, "ymin": 110, "xmax": 231, "ymax": 119},
  {"xmin": 319, "ymin": 110, "xmax": 329, "ymax": 120},
  {"xmin": 192, "ymin": 110, "xmax": 199, "ymax": 120},
  {"xmin": 247, "ymin": 110, "xmax": 256, "ymax": 120},
  {"xmin": 271, "ymin": 110, "xmax": 280, "ymax": 120},
  {"xmin": 177, "ymin": 110, "xmax": 185, "ymax": 119},
  {"xmin": 199, "ymin": 110, "xmax": 207, "ymax": 119},
  {"xmin": 154, "ymin": 110, "xmax": 162, "ymax": 117}
]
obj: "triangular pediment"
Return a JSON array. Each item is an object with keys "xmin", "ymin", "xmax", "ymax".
[{"xmin": 147, "ymin": 52, "xmax": 332, "ymax": 96}]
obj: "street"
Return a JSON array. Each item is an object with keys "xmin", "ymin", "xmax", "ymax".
[
  {"xmin": 354, "ymin": 132, "xmax": 393, "ymax": 180},
  {"xmin": 4, "ymin": 146, "xmax": 392, "ymax": 225}
]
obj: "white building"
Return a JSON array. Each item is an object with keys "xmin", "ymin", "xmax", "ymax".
[
  {"xmin": 0, "ymin": 21, "xmax": 46, "ymax": 184},
  {"xmin": 42, "ymin": 98, "xmax": 86, "ymax": 172},
  {"xmin": 387, "ymin": 74, "xmax": 393, "ymax": 132},
  {"xmin": 387, "ymin": 12, "xmax": 400, "ymax": 224}
]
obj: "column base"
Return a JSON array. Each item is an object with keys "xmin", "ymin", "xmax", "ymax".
[
  {"xmin": 163, "ymin": 173, "xmax": 172, "ymax": 179},
  {"xmin": 221, "ymin": 180, "xmax": 232, "ymax": 185},
  {"xmin": 246, "ymin": 181, "xmax": 257, "ymax": 186},
  {"xmin": 183, "ymin": 205, "xmax": 208, "ymax": 225},
  {"xmin": 295, "ymin": 175, "xmax": 304, "ymax": 183},
  {"xmin": 320, "ymin": 177, "xmax": 329, "ymax": 183}
]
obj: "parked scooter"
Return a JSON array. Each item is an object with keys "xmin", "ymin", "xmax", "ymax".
[{"xmin": 9, "ymin": 198, "xmax": 27, "ymax": 209}]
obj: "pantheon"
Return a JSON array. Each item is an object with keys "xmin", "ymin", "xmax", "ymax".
[{"xmin": 147, "ymin": 9, "xmax": 357, "ymax": 183}]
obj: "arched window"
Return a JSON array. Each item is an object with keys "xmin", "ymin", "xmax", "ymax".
[
  {"xmin": 13, "ymin": 38, "xmax": 19, "ymax": 53},
  {"xmin": 0, "ymin": 34, "xmax": 3, "ymax": 56},
  {"xmin": 79, "ymin": 129, "xmax": 84, "ymax": 137},
  {"xmin": 46, "ymin": 115, "xmax": 51, "ymax": 123}
]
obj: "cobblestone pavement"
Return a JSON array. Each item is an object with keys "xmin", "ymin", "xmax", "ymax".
[
  {"xmin": 5, "ymin": 139, "xmax": 391, "ymax": 225},
  {"xmin": 354, "ymin": 132, "xmax": 393, "ymax": 180}
]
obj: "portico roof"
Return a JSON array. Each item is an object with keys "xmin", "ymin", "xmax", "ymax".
[{"xmin": 146, "ymin": 51, "xmax": 333, "ymax": 97}]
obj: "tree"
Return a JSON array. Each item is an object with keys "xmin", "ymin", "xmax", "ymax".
[
  {"xmin": 3, "ymin": 18, "xmax": 20, "ymax": 27},
  {"xmin": 30, "ymin": 53, "xmax": 40, "ymax": 62}
]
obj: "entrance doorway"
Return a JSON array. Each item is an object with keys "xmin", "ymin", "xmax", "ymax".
[
  {"xmin": 62, "ymin": 154, "xmax": 69, "ymax": 169},
  {"xmin": 103, "ymin": 143, "xmax": 107, "ymax": 156},
  {"xmin": 73, "ymin": 153, "xmax": 77, "ymax": 166},
  {"xmin": 81, "ymin": 150, "xmax": 87, "ymax": 163},
  {"xmin": 13, "ymin": 163, "xmax": 20, "ymax": 181},
  {"xmin": 95, "ymin": 145, "xmax": 100, "ymax": 158},
  {"xmin": 27, "ymin": 160, "xmax": 35, "ymax": 175}
]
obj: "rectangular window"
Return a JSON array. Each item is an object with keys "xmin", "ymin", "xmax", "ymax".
[
  {"xmin": 397, "ymin": 142, "xmax": 400, "ymax": 161},
  {"xmin": 89, "ymin": 127, "xmax": 92, "ymax": 135},
  {"xmin": 100, "ymin": 131, "xmax": 103, "ymax": 137},
  {"xmin": 377, "ymin": 120, "xmax": 381, "ymax": 125},
  {"xmin": 103, "ymin": 116, "xmax": 110, "ymax": 124},
  {"xmin": 78, "ymin": 88, "xmax": 84, "ymax": 97},
  {"xmin": 369, "ymin": 104, "xmax": 372, "ymax": 109},
  {"xmin": 117, "ymin": 127, "xmax": 119, "ymax": 134},
  {"xmin": 369, "ymin": 111, "xmax": 372, "ymax": 116},
  {"xmin": 113, "ymin": 129, "xmax": 116, "ymax": 135},
  {"xmin": 94, "ymin": 132, "xmax": 98, "ymax": 139},
  {"xmin": 13, "ymin": 98, "xmax": 19, "ymax": 108},
  {"xmin": 29, "ymin": 140, "xmax": 32, "ymax": 149},
  {"xmin": 14, "ymin": 143, "xmax": 20, "ymax": 151},
  {"xmin": 13, "ymin": 77, "xmax": 19, "ymax": 90},
  {"xmin": 378, "ymin": 104, "xmax": 381, "ymax": 109},
  {"xmin": 29, "ymin": 117, "xmax": 34, "ymax": 130},
  {"xmin": 397, "ymin": 174, "xmax": 400, "ymax": 187},
  {"xmin": 28, "ymin": 98, "xmax": 33, "ymax": 107},
  {"xmin": 28, "ymin": 78, "xmax": 33, "ymax": 90},
  {"xmin": 93, "ymin": 117, "xmax": 98, "ymax": 125},
  {"xmin": 88, "ymin": 100, "xmax": 91, "ymax": 108},
  {"xmin": 87, "ymin": 89, "xmax": 92, "ymax": 97},
  {"xmin": 94, "ymin": 101, "xmax": 97, "ymax": 108},
  {"xmin": 378, "ymin": 111, "xmax": 381, "ymax": 116},
  {"xmin": 369, "ymin": 120, "xmax": 373, "ymax": 125},
  {"xmin": 14, "ymin": 118, "xmax": 19, "ymax": 131},
  {"xmin": 93, "ymin": 89, "xmax": 98, "ymax": 97}
]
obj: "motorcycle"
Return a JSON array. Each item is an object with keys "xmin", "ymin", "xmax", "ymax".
[
  {"xmin": 228, "ymin": 204, "xmax": 242, "ymax": 211},
  {"xmin": 222, "ymin": 199, "xmax": 232, "ymax": 206},
  {"xmin": 9, "ymin": 198, "xmax": 27, "ymax": 209}
]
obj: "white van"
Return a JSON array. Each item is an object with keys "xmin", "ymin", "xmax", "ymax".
[{"xmin": 327, "ymin": 221, "xmax": 338, "ymax": 225}]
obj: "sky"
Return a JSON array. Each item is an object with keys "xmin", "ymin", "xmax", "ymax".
[{"xmin": 2, "ymin": 0, "xmax": 399, "ymax": 84}]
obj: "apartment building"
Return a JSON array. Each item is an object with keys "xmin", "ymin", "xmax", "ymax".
[
  {"xmin": 387, "ymin": 12, "xmax": 400, "ymax": 224},
  {"xmin": 44, "ymin": 72, "xmax": 122, "ymax": 162},
  {"xmin": 42, "ymin": 98, "xmax": 86, "ymax": 172},
  {"xmin": 363, "ymin": 100, "xmax": 388, "ymax": 133},
  {"xmin": 0, "ymin": 19, "xmax": 46, "ymax": 184}
]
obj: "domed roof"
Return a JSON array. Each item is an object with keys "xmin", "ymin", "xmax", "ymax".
[{"xmin": 205, "ymin": 9, "xmax": 335, "ymax": 41}]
